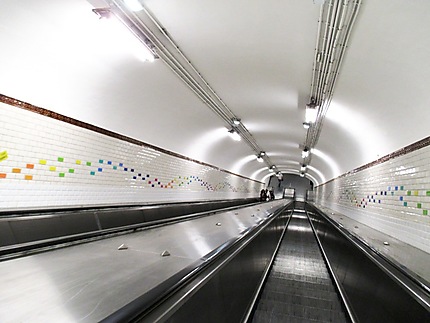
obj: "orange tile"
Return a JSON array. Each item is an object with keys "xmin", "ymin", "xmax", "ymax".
[
  {"xmin": 0, "ymin": 173, "xmax": 6, "ymax": 179},
  {"xmin": 24, "ymin": 175, "xmax": 33, "ymax": 180},
  {"xmin": 26, "ymin": 164, "xmax": 34, "ymax": 169},
  {"xmin": 12, "ymin": 168, "xmax": 21, "ymax": 173}
]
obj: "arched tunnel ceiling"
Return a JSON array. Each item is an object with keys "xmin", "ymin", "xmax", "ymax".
[{"xmin": 0, "ymin": 0, "xmax": 429, "ymax": 185}]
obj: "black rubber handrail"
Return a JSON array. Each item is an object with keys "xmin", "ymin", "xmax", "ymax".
[{"xmin": 101, "ymin": 201, "xmax": 293, "ymax": 323}]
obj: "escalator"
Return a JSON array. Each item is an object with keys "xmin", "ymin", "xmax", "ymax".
[{"xmin": 252, "ymin": 207, "xmax": 348, "ymax": 322}]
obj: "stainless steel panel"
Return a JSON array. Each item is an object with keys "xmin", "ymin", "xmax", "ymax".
[{"xmin": 0, "ymin": 200, "xmax": 288, "ymax": 322}]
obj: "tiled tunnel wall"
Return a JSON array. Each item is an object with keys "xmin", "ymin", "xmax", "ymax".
[
  {"xmin": 0, "ymin": 97, "xmax": 263, "ymax": 211},
  {"xmin": 314, "ymin": 139, "xmax": 430, "ymax": 254}
]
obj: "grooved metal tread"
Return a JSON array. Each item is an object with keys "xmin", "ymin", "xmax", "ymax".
[{"xmin": 252, "ymin": 212, "xmax": 347, "ymax": 323}]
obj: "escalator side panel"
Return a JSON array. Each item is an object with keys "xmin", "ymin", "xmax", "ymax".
[
  {"xmin": 307, "ymin": 207, "xmax": 430, "ymax": 323},
  {"xmin": 161, "ymin": 208, "xmax": 291, "ymax": 323}
]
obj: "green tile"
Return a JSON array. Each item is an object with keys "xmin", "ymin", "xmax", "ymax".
[
  {"xmin": 424, "ymin": 210, "xmax": 428, "ymax": 216},
  {"xmin": 417, "ymin": 203, "xmax": 422, "ymax": 209},
  {"xmin": 407, "ymin": 191, "xmax": 411, "ymax": 196},
  {"xmin": 90, "ymin": 171, "xmax": 95, "ymax": 175},
  {"xmin": 58, "ymin": 157, "xmax": 64, "ymax": 162},
  {"xmin": 403, "ymin": 202, "xmax": 407, "ymax": 207},
  {"xmin": 426, "ymin": 191, "xmax": 430, "ymax": 196},
  {"xmin": 113, "ymin": 166, "xmax": 117, "ymax": 170},
  {"xmin": 68, "ymin": 169, "xmax": 74, "ymax": 173},
  {"xmin": 59, "ymin": 173, "xmax": 65, "ymax": 177},
  {"xmin": 86, "ymin": 162, "xmax": 92, "ymax": 166},
  {"xmin": 400, "ymin": 186, "xmax": 404, "ymax": 190},
  {"xmin": 99, "ymin": 159, "xmax": 103, "ymax": 163}
]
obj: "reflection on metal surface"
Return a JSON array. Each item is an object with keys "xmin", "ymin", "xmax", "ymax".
[{"xmin": 287, "ymin": 223, "xmax": 313, "ymax": 232}]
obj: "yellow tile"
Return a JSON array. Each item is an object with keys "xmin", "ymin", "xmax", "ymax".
[
  {"xmin": 76, "ymin": 160, "xmax": 81, "ymax": 165},
  {"xmin": 39, "ymin": 160, "xmax": 47, "ymax": 165},
  {"xmin": 49, "ymin": 166, "xmax": 56, "ymax": 171}
]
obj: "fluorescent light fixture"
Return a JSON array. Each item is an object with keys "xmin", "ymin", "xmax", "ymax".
[
  {"xmin": 300, "ymin": 172, "xmax": 305, "ymax": 177},
  {"xmin": 305, "ymin": 105, "xmax": 318, "ymax": 123},
  {"xmin": 93, "ymin": 8, "xmax": 155, "ymax": 62},
  {"xmin": 302, "ymin": 148, "xmax": 310, "ymax": 159},
  {"xmin": 228, "ymin": 129, "xmax": 241, "ymax": 141},
  {"xmin": 260, "ymin": 151, "xmax": 266, "ymax": 156},
  {"xmin": 256, "ymin": 156, "xmax": 264, "ymax": 163},
  {"xmin": 124, "ymin": 0, "xmax": 144, "ymax": 11},
  {"xmin": 303, "ymin": 122, "xmax": 310, "ymax": 129},
  {"xmin": 300, "ymin": 164, "xmax": 307, "ymax": 172},
  {"xmin": 232, "ymin": 118, "xmax": 241, "ymax": 126}
]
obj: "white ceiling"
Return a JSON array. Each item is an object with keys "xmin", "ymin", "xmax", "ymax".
[{"xmin": 0, "ymin": 0, "xmax": 429, "ymax": 185}]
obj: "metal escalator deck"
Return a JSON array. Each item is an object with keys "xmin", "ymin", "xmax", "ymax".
[{"xmin": 252, "ymin": 210, "xmax": 347, "ymax": 323}]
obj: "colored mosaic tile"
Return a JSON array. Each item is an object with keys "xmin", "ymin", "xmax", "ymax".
[
  {"xmin": 90, "ymin": 171, "xmax": 95, "ymax": 175},
  {"xmin": 400, "ymin": 186, "xmax": 404, "ymax": 190},
  {"xmin": 391, "ymin": 192, "xmax": 394, "ymax": 196},
  {"xmin": 86, "ymin": 162, "xmax": 91, "ymax": 166},
  {"xmin": 403, "ymin": 202, "xmax": 407, "ymax": 207},
  {"xmin": 99, "ymin": 159, "xmax": 103, "ymax": 164},
  {"xmin": 39, "ymin": 160, "xmax": 47, "ymax": 165},
  {"xmin": 26, "ymin": 164, "xmax": 34, "ymax": 169},
  {"xmin": 59, "ymin": 173, "xmax": 65, "ymax": 177},
  {"xmin": 49, "ymin": 166, "xmax": 56, "ymax": 171},
  {"xmin": 0, "ymin": 151, "xmax": 7, "ymax": 162},
  {"xmin": 113, "ymin": 166, "xmax": 117, "ymax": 170},
  {"xmin": 12, "ymin": 168, "xmax": 21, "ymax": 173},
  {"xmin": 133, "ymin": 176, "xmax": 137, "ymax": 180},
  {"xmin": 107, "ymin": 161, "xmax": 112, "ymax": 165},
  {"xmin": 395, "ymin": 186, "xmax": 398, "ymax": 191},
  {"xmin": 0, "ymin": 173, "xmax": 6, "ymax": 179},
  {"xmin": 427, "ymin": 191, "xmax": 430, "ymax": 196},
  {"xmin": 424, "ymin": 210, "xmax": 428, "ymax": 216},
  {"xmin": 407, "ymin": 191, "xmax": 411, "ymax": 196},
  {"xmin": 24, "ymin": 175, "xmax": 33, "ymax": 180},
  {"xmin": 414, "ymin": 191, "xmax": 419, "ymax": 196},
  {"xmin": 58, "ymin": 157, "xmax": 64, "ymax": 162},
  {"xmin": 399, "ymin": 196, "xmax": 403, "ymax": 201},
  {"xmin": 119, "ymin": 163, "xmax": 123, "ymax": 167},
  {"xmin": 76, "ymin": 160, "xmax": 81, "ymax": 165},
  {"xmin": 98, "ymin": 168, "xmax": 102, "ymax": 172},
  {"xmin": 417, "ymin": 203, "xmax": 422, "ymax": 209},
  {"xmin": 68, "ymin": 169, "xmax": 74, "ymax": 173}
]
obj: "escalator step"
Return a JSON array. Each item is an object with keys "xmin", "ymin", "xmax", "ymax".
[
  {"xmin": 264, "ymin": 276, "xmax": 336, "ymax": 292},
  {"xmin": 257, "ymin": 299, "xmax": 346, "ymax": 322},
  {"xmin": 260, "ymin": 289, "xmax": 344, "ymax": 311}
]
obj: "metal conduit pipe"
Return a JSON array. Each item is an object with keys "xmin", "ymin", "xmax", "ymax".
[
  {"xmin": 111, "ymin": 2, "xmax": 234, "ymax": 124},
  {"xmin": 110, "ymin": 0, "xmax": 277, "ymax": 171},
  {"xmin": 303, "ymin": 0, "xmax": 362, "ymax": 165},
  {"xmin": 309, "ymin": 0, "xmax": 361, "ymax": 151}
]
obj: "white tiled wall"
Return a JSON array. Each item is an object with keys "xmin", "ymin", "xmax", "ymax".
[
  {"xmin": 0, "ymin": 102, "xmax": 262, "ymax": 211},
  {"xmin": 314, "ymin": 144, "xmax": 430, "ymax": 253}
]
